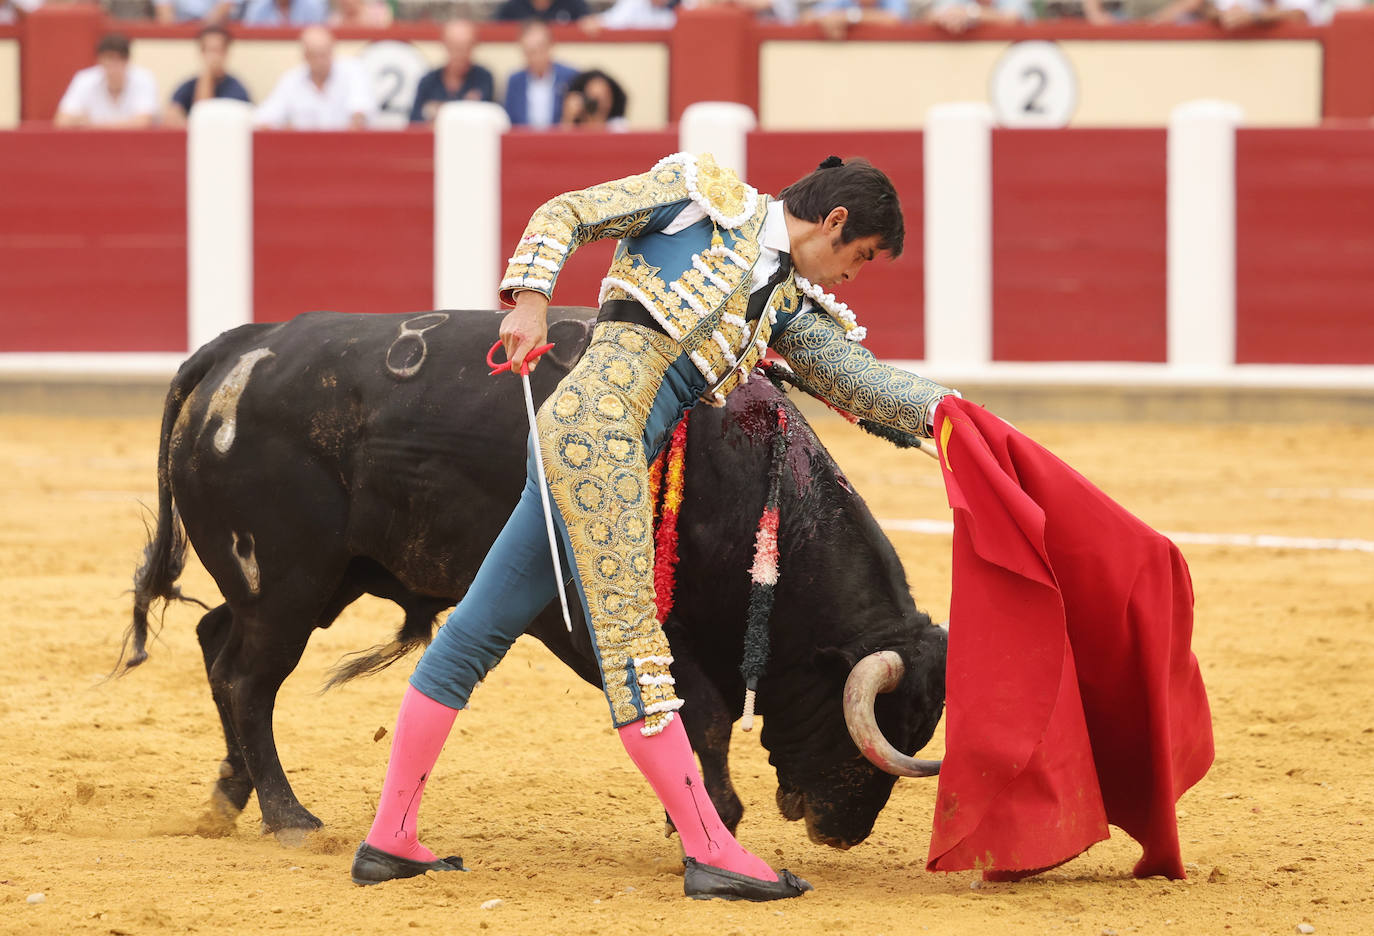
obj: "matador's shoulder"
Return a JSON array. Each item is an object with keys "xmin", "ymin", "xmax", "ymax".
[{"xmin": 649, "ymin": 152, "xmax": 762, "ymax": 231}]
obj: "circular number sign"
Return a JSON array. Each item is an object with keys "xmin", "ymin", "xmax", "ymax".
[
  {"xmin": 989, "ymin": 41, "xmax": 1078, "ymax": 129},
  {"xmin": 359, "ymin": 40, "xmax": 432, "ymax": 129}
]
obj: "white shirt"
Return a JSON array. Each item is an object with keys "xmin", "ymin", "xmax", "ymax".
[
  {"xmin": 1212, "ymin": 0, "xmax": 1315, "ymax": 16},
  {"xmin": 57, "ymin": 64, "xmax": 159, "ymax": 125},
  {"xmin": 254, "ymin": 59, "xmax": 376, "ymax": 130},
  {"xmin": 598, "ymin": 0, "xmax": 677, "ymax": 28},
  {"xmin": 524, "ymin": 69, "xmax": 558, "ymax": 130},
  {"xmin": 0, "ymin": 0, "xmax": 41, "ymax": 23}
]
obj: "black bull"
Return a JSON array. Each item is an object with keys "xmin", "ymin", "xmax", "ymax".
[{"xmin": 123, "ymin": 308, "xmax": 946, "ymax": 850}]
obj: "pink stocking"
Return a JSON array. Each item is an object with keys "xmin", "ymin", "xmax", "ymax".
[
  {"xmin": 364, "ymin": 685, "xmax": 458, "ymax": 862},
  {"xmin": 618, "ymin": 716, "xmax": 777, "ymax": 881}
]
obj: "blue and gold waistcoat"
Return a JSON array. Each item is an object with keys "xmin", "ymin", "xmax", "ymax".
[{"xmin": 500, "ymin": 152, "xmax": 805, "ymax": 405}]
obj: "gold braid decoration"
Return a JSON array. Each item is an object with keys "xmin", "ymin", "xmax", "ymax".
[
  {"xmin": 500, "ymin": 166, "xmax": 691, "ymax": 304},
  {"xmin": 771, "ymin": 312, "xmax": 952, "ymax": 440},
  {"xmin": 537, "ymin": 322, "xmax": 684, "ymax": 734}
]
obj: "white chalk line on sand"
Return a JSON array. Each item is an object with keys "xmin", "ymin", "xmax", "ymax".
[{"xmin": 879, "ymin": 518, "xmax": 1374, "ymax": 554}]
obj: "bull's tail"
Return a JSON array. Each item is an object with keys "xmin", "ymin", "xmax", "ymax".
[
  {"xmin": 320, "ymin": 606, "xmax": 439, "ymax": 692},
  {"xmin": 118, "ymin": 352, "xmax": 217, "ymax": 675}
]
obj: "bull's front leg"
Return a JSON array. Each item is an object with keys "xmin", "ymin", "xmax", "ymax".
[{"xmin": 665, "ymin": 628, "xmax": 744, "ymax": 836}]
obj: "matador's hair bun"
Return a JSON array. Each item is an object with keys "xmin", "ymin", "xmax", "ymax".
[{"xmin": 818, "ymin": 155, "xmax": 844, "ymax": 169}]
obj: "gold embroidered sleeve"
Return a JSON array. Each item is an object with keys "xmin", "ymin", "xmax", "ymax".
[
  {"xmin": 772, "ymin": 312, "xmax": 953, "ymax": 439},
  {"xmin": 499, "ymin": 164, "xmax": 691, "ymax": 305}
]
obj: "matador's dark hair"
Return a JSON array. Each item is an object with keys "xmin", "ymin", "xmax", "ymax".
[{"xmin": 777, "ymin": 156, "xmax": 904, "ymax": 259}]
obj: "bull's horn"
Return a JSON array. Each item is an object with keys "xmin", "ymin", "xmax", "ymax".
[{"xmin": 843, "ymin": 650, "xmax": 941, "ymax": 778}]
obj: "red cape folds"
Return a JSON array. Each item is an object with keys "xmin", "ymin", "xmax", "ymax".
[{"xmin": 926, "ymin": 398, "xmax": 1213, "ymax": 880}]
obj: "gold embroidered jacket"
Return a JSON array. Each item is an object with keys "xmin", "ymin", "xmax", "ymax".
[{"xmin": 501, "ymin": 152, "xmax": 952, "ymax": 437}]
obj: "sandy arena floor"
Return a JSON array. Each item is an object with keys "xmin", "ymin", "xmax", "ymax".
[{"xmin": 1, "ymin": 402, "xmax": 1371, "ymax": 936}]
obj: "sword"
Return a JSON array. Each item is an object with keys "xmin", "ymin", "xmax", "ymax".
[{"xmin": 487, "ymin": 340, "xmax": 573, "ymax": 633}]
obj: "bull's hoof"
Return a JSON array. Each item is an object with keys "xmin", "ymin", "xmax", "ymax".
[
  {"xmin": 682, "ymin": 858, "xmax": 813, "ymax": 902},
  {"xmin": 350, "ymin": 842, "xmax": 466, "ymax": 886},
  {"xmin": 260, "ymin": 806, "xmax": 324, "ymax": 846}
]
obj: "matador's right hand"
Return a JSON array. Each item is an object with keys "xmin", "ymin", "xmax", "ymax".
[{"xmin": 500, "ymin": 291, "xmax": 550, "ymax": 372}]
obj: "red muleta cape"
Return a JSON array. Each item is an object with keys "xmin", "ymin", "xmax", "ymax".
[{"xmin": 927, "ymin": 398, "xmax": 1214, "ymax": 880}]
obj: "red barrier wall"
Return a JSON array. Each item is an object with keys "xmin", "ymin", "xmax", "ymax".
[
  {"xmin": 1235, "ymin": 128, "xmax": 1374, "ymax": 365},
  {"xmin": 0, "ymin": 129, "xmax": 186, "ymax": 352},
  {"xmin": 747, "ymin": 131, "xmax": 925, "ymax": 361},
  {"xmin": 499, "ymin": 131, "xmax": 678, "ymax": 309},
  {"xmin": 253, "ymin": 130, "xmax": 434, "ymax": 323},
  {"xmin": 992, "ymin": 129, "xmax": 1167, "ymax": 362}
]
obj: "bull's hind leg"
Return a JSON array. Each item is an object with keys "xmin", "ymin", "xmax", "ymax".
[
  {"xmin": 197, "ymin": 604, "xmax": 254, "ymax": 827},
  {"xmin": 214, "ymin": 610, "xmax": 321, "ymax": 842}
]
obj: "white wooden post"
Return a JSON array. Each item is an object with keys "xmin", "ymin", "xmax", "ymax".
[
  {"xmin": 679, "ymin": 102, "xmax": 756, "ymax": 176},
  {"xmin": 187, "ymin": 98, "xmax": 253, "ymax": 352},
  {"xmin": 924, "ymin": 102, "xmax": 993, "ymax": 372},
  {"xmin": 434, "ymin": 101, "xmax": 511, "ymax": 310},
  {"xmin": 1168, "ymin": 99, "xmax": 1243, "ymax": 372}
]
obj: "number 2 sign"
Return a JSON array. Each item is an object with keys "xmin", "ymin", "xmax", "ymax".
[{"xmin": 989, "ymin": 41, "xmax": 1078, "ymax": 128}]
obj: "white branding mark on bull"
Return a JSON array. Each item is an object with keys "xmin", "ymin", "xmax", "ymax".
[
  {"xmin": 385, "ymin": 313, "xmax": 450, "ymax": 380},
  {"xmin": 206, "ymin": 348, "xmax": 275, "ymax": 455},
  {"xmin": 232, "ymin": 531, "xmax": 261, "ymax": 595}
]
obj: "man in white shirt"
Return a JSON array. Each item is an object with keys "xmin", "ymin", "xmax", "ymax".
[
  {"xmin": 54, "ymin": 34, "xmax": 159, "ymax": 128},
  {"xmin": 1212, "ymin": 0, "xmax": 1314, "ymax": 27},
  {"xmin": 254, "ymin": 26, "xmax": 375, "ymax": 130}
]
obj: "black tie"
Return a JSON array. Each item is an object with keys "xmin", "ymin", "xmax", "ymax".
[{"xmin": 746, "ymin": 252, "xmax": 792, "ymax": 323}]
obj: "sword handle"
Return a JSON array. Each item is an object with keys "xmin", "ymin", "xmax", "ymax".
[{"xmin": 487, "ymin": 340, "xmax": 555, "ymax": 377}]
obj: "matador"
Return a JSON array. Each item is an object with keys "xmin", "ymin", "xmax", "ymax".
[{"xmin": 351, "ymin": 153, "xmax": 957, "ymax": 900}]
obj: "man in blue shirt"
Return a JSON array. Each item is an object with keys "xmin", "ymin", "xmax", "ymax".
[
  {"xmin": 503, "ymin": 20, "xmax": 577, "ymax": 129},
  {"xmin": 165, "ymin": 26, "xmax": 250, "ymax": 126},
  {"xmin": 240, "ymin": 0, "xmax": 328, "ymax": 25},
  {"xmin": 408, "ymin": 20, "xmax": 494, "ymax": 123}
]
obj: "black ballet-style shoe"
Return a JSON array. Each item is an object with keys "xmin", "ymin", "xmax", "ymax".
[
  {"xmin": 350, "ymin": 841, "xmax": 466, "ymax": 886},
  {"xmin": 682, "ymin": 857, "xmax": 814, "ymax": 901}
]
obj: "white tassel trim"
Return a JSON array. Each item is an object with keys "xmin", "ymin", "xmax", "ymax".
[
  {"xmin": 508, "ymin": 255, "xmax": 561, "ymax": 273},
  {"xmin": 707, "ymin": 244, "xmax": 751, "ymax": 270},
  {"xmin": 639, "ymin": 710, "xmax": 676, "ymax": 735},
  {"xmin": 691, "ymin": 254, "xmax": 734, "ymax": 295},
  {"xmin": 670, "ymin": 281, "xmax": 709, "ymax": 318},
  {"xmin": 501, "ymin": 275, "xmax": 552, "ymax": 292},
  {"xmin": 651, "ymin": 152, "xmax": 758, "ymax": 230},
  {"xmin": 634, "ymin": 655, "xmax": 674, "ymax": 667},
  {"xmin": 638, "ymin": 674, "xmax": 676, "ymax": 686},
  {"xmin": 794, "ymin": 275, "xmax": 866, "ymax": 341},
  {"xmin": 721, "ymin": 312, "xmax": 747, "ymax": 329},
  {"xmin": 644, "ymin": 698, "xmax": 685, "ymax": 715},
  {"xmin": 519, "ymin": 234, "xmax": 569, "ymax": 254},
  {"xmin": 689, "ymin": 351, "xmax": 719, "ymax": 384},
  {"xmin": 712, "ymin": 330, "xmax": 739, "ymax": 366},
  {"xmin": 599, "ymin": 277, "xmax": 684, "ymax": 341}
]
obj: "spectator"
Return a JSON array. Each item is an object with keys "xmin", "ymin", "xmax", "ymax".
[
  {"xmin": 0, "ymin": 0, "xmax": 42, "ymax": 24},
  {"xmin": 582, "ymin": 0, "xmax": 677, "ymax": 30},
  {"xmin": 926, "ymin": 0, "xmax": 1030, "ymax": 32},
  {"xmin": 329, "ymin": 0, "xmax": 392, "ymax": 27},
  {"xmin": 494, "ymin": 0, "xmax": 590, "ymax": 24},
  {"xmin": 240, "ymin": 0, "xmax": 328, "ymax": 26},
  {"xmin": 164, "ymin": 26, "xmax": 250, "ymax": 127},
  {"xmin": 1211, "ymin": 0, "xmax": 1314, "ymax": 26},
  {"xmin": 153, "ymin": 0, "xmax": 232, "ymax": 24},
  {"xmin": 54, "ymin": 33, "xmax": 159, "ymax": 129},
  {"xmin": 410, "ymin": 20, "xmax": 494, "ymax": 123},
  {"xmin": 803, "ymin": 0, "xmax": 905, "ymax": 40},
  {"xmin": 1080, "ymin": 0, "xmax": 1197, "ymax": 22},
  {"xmin": 694, "ymin": 0, "xmax": 799, "ymax": 22},
  {"xmin": 504, "ymin": 21, "xmax": 578, "ymax": 129},
  {"xmin": 560, "ymin": 68, "xmax": 628, "ymax": 130},
  {"xmin": 254, "ymin": 26, "xmax": 375, "ymax": 130}
]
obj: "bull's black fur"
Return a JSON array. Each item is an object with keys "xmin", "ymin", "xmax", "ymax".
[{"xmin": 124, "ymin": 309, "xmax": 945, "ymax": 848}]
